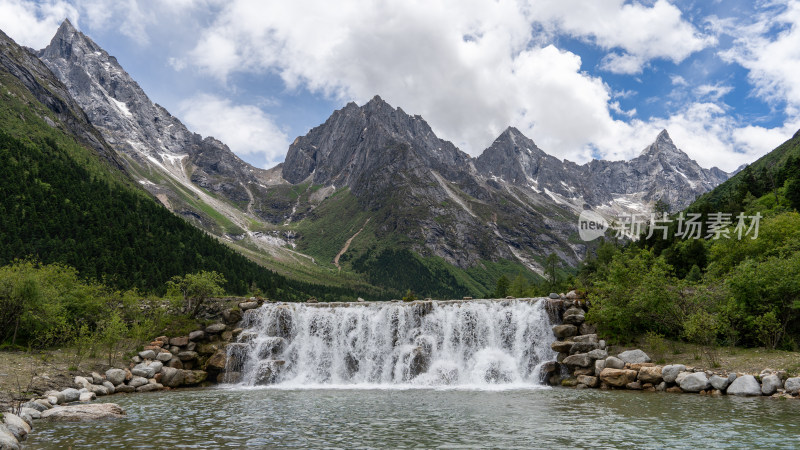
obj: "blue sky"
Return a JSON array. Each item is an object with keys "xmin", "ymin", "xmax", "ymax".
[{"xmin": 2, "ymin": 0, "xmax": 799, "ymax": 171}]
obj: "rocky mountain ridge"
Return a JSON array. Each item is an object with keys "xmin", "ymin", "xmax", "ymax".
[{"xmin": 18, "ymin": 20, "xmax": 734, "ymax": 295}]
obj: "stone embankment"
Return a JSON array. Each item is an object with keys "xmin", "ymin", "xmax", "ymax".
[
  {"xmin": 543, "ymin": 291, "xmax": 800, "ymax": 399},
  {"xmin": 0, "ymin": 298, "xmax": 260, "ymax": 448}
]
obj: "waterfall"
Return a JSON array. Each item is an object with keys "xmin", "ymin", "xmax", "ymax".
[{"xmin": 226, "ymin": 299, "xmax": 557, "ymax": 388}]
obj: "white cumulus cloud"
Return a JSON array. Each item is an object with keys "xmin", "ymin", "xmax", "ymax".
[
  {"xmin": 0, "ymin": 0, "xmax": 77, "ymax": 48},
  {"xmin": 178, "ymin": 93, "xmax": 290, "ymax": 168}
]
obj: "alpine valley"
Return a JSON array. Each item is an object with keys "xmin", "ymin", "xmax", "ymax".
[{"xmin": 8, "ymin": 20, "xmax": 731, "ymax": 299}]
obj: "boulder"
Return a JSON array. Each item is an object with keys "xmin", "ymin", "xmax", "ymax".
[
  {"xmin": 189, "ymin": 330, "xmax": 205, "ymax": 341},
  {"xmin": 115, "ymin": 385, "xmax": 136, "ymax": 394},
  {"xmin": 563, "ymin": 353, "xmax": 593, "ymax": 368},
  {"xmin": 548, "ymin": 293, "xmax": 560, "ymax": 299},
  {"xmin": 167, "ymin": 357, "xmax": 184, "ymax": 369},
  {"xmin": 709, "ymin": 374, "xmax": 735, "ymax": 391},
  {"xmin": 91, "ymin": 372, "xmax": 104, "ymax": 384},
  {"xmin": 40, "ymin": 403, "xmax": 126, "ymax": 422},
  {"xmin": 617, "ymin": 349, "xmax": 651, "ymax": 364},
  {"xmin": 570, "ymin": 342, "xmax": 598, "ymax": 354},
  {"xmin": 222, "ymin": 309, "xmax": 243, "ymax": 324},
  {"xmin": 169, "ymin": 336, "xmax": 190, "ymax": 347},
  {"xmin": 675, "ymin": 371, "xmax": 690, "ymax": 385},
  {"xmin": 61, "ymin": 388, "xmax": 81, "ymax": 403},
  {"xmin": 679, "ymin": 372, "xmax": 710, "ymax": 392},
  {"xmin": 79, "ymin": 392, "xmax": 96, "ymax": 402},
  {"xmin": 156, "ymin": 351, "xmax": 173, "ymax": 362},
  {"xmin": 655, "ymin": 382, "xmax": 667, "ymax": 392},
  {"xmin": 562, "ymin": 307, "xmax": 585, "ymax": 325},
  {"xmin": 178, "ymin": 351, "xmax": 199, "ymax": 361},
  {"xmin": 182, "ymin": 370, "xmax": 208, "ymax": 385},
  {"xmin": 87, "ymin": 384, "xmax": 109, "ymax": 396},
  {"xmin": 599, "ymin": 368, "xmax": 638, "ymax": 387},
  {"xmin": 131, "ymin": 361, "xmax": 163, "ymax": 378},
  {"xmin": 550, "ymin": 341, "xmax": 574, "ymax": 353},
  {"xmin": 198, "ymin": 342, "xmax": 221, "ymax": 355},
  {"xmin": 573, "ymin": 367, "xmax": 594, "ymax": 377},
  {"xmin": 594, "ymin": 359, "xmax": 606, "ymax": 376},
  {"xmin": 604, "ymin": 356, "xmax": 625, "ymax": 370},
  {"xmin": 727, "ymin": 375, "xmax": 762, "ymax": 396},
  {"xmin": 637, "ymin": 366, "xmax": 663, "ymax": 384},
  {"xmin": 0, "ymin": 424, "xmax": 20, "ymax": 450},
  {"xmin": 239, "ymin": 301, "xmax": 259, "ymax": 311},
  {"xmin": 205, "ymin": 323, "xmax": 227, "ymax": 334},
  {"xmin": 573, "ymin": 334, "xmax": 598, "ymax": 343},
  {"xmin": 21, "ymin": 401, "xmax": 47, "ymax": 413},
  {"xmin": 205, "ymin": 349, "xmax": 228, "ymax": 371},
  {"xmin": 661, "ymin": 364, "xmax": 685, "ymax": 383},
  {"xmin": 666, "ymin": 386, "xmax": 684, "ymax": 393},
  {"xmin": 761, "ymin": 374, "xmax": 782, "ymax": 395},
  {"xmin": 587, "ymin": 349, "xmax": 608, "ymax": 360},
  {"xmin": 552, "ymin": 324, "xmax": 577, "ymax": 339},
  {"xmin": 138, "ymin": 349, "xmax": 156, "ymax": 360},
  {"xmin": 598, "ymin": 340, "xmax": 607, "ymax": 350},
  {"xmin": 254, "ymin": 360, "xmax": 285, "ymax": 385},
  {"xmin": 3, "ymin": 414, "xmax": 30, "ymax": 441},
  {"xmin": 577, "ymin": 375, "xmax": 599, "ymax": 388},
  {"xmin": 105, "ymin": 368, "xmax": 126, "ymax": 386},
  {"xmin": 128, "ymin": 376, "xmax": 148, "ymax": 388},
  {"xmin": 136, "ymin": 383, "xmax": 164, "ymax": 393},
  {"xmin": 626, "ymin": 381, "xmax": 642, "ymax": 390},
  {"xmin": 221, "ymin": 331, "xmax": 234, "ymax": 341},
  {"xmin": 102, "ymin": 381, "xmax": 116, "ymax": 394},
  {"xmin": 784, "ymin": 377, "xmax": 800, "ymax": 394},
  {"xmin": 160, "ymin": 367, "xmax": 184, "ymax": 388},
  {"xmin": 74, "ymin": 375, "xmax": 91, "ymax": 389}
]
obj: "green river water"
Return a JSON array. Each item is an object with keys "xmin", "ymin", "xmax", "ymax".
[{"xmin": 25, "ymin": 386, "xmax": 800, "ymax": 448}]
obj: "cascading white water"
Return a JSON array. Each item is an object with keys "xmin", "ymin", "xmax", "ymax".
[{"xmin": 226, "ymin": 299, "xmax": 557, "ymax": 388}]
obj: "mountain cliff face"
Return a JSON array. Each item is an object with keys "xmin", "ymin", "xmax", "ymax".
[
  {"xmin": 27, "ymin": 20, "xmax": 732, "ymax": 297},
  {"xmin": 38, "ymin": 20, "xmax": 283, "ymax": 234},
  {"xmin": 476, "ymin": 128, "xmax": 729, "ymax": 213}
]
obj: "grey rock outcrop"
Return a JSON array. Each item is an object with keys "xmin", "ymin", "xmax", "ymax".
[
  {"xmin": 679, "ymin": 372, "xmax": 710, "ymax": 392},
  {"xmin": 617, "ymin": 350, "xmax": 651, "ymax": 364},
  {"xmin": 726, "ymin": 375, "xmax": 762, "ymax": 396}
]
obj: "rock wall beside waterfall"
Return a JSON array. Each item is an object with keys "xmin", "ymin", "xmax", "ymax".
[{"xmin": 226, "ymin": 298, "xmax": 561, "ymax": 387}]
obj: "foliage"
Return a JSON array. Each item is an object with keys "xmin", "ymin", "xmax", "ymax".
[
  {"xmin": 402, "ymin": 289, "xmax": 418, "ymax": 302},
  {"xmin": 167, "ymin": 271, "xmax": 226, "ymax": 317},
  {"xmin": 493, "ymin": 275, "xmax": 510, "ymax": 298}
]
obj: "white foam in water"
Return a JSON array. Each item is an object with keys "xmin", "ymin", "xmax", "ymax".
[{"xmin": 226, "ymin": 299, "xmax": 557, "ymax": 390}]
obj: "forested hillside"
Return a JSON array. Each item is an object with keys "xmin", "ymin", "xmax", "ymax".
[{"xmin": 580, "ymin": 130, "xmax": 800, "ymax": 356}]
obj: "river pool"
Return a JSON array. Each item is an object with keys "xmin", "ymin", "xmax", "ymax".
[{"xmin": 26, "ymin": 386, "xmax": 800, "ymax": 448}]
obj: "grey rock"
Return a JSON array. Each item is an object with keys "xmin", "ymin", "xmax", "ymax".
[
  {"xmin": 594, "ymin": 359, "xmax": 606, "ymax": 376},
  {"xmin": 569, "ymin": 342, "xmax": 598, "ymax": 354},
  {"xmin": 709, "ymin": 374, "xmax": 734, "ymax": 391},
  {"xmin": 562, "ymin": 307, "xmax": 585, "ymax": 325},
  {"xmin": 21, "ymin": 401, "xmax": 48, "ymax": 413},
  {"xmin": 115, "ymin": 385, "xmax": 136, "ymax": 393},
  {"xmin": 74, "ymin": 375, "xmax": 90, "ymax": 389},
  {"xmin": 598, "ymin": 340, "xmax": 606, "ymax": 350},
  {"xmin": 102, "ymin": 381, "xmax": 116, "ymax": 394},
  {"xmin": 679, "ymin": 372, "xmax": 710, "ymax": 392},
  {"xmin": 131, "ymin": 361, "xmax": 163, "ymax": 378},
  {"xmin": 0, "ymin": 424, "xmax": 20, "ymax": 450},
  {"xmin": 661, "ymin": 365, "xmax": 686, "ymax": 383},
  {"xmin": 2, "ymin": 414, "xmax": 30, "ymax": 441},
  {"xmin": 87, "ymin": 384, "xmax": 109, "ymax": 396},
  {"xmin": 79, "ymin": 392, "xmax": 96, "ymax": 402},
  {"xmin": 573, "ymin": 334, "xmax": 598, "ymax": 343},
  {"xmin": 136, "ymin": 383, "xmax": 164, "ymax": 393},
  {"xmin": 604, "ymin": 356, "xmax": 625, "ymax": 370},
  {"xmin": 784, "ymin": 377, "xmax": 800, "ymax": 394},
  {"xmin": 239, "ymin": 301, "xmax": 259, "ymax": 311},
  {"xmin": 587, "ymin": 349, "xmax": 608, "ymax": 360},
  {"xmin": 61, "ymin": 388, "xmax": 81, "ymax": 403},
  {"xmin": 156, "ymin": 351, "xmax": 173, "ymax": 362},
  {"xmin": 20, "ymin": 407, "xmax": 41, "ymax": 420},
  {"xmin": 160, "ymin": 367, "xmax": 184, "ymax": 388},
  {"xmin": 90, "ymin": 372, "xmax": 104, "ymax": 384},
  {"xmin": 563, "ymin": 353, "xmax": 593, "ymax": 368},
  {"xmin": 188, "ymin": 330, "xmax": 205, "ymax": 341},
  {"xmin": 617, "ymin": 349, "xmax": 651, "ymax": 364},
  {"xmin": 548, "ymin": 293, "xmax": 560, "ymax": 299},
  {"xmin": 178, "ymin": 351, "xmax": 199, "ymax": 361},
  {"xmin": 170, "ymin": 336, "xmax": 190, "ymax": 347},
  {"xmin": 727, "ymin": 375, "xmax": 762, "ymax": 396},
  {"xmin": 105, "ymin": 368, "xmax": 126, "ymax": 386},
  {"xmin": 40, "ymin": 403, "xmax": 126, "ymax": 421},
  {"xmin": 128, "ymin": 376, "xmax": 148, "ymax": 388},
  {"xmin": 761, "ymin": 374, "xmax": 782, "ymax": 395},
  {"xmin": 205, "ymin": 323, "xmax": 227, "ymax": 334},
  {"xmin": 552, "ymin": 324, "xmax": 577, "ymax": 339},
  {"xmin": 138, "ymin": 350, "xmax": 156, "ymax": 360},
  {"xmin": 655, "ymin": 381, "xmax": 667, "ymax": 392}
]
